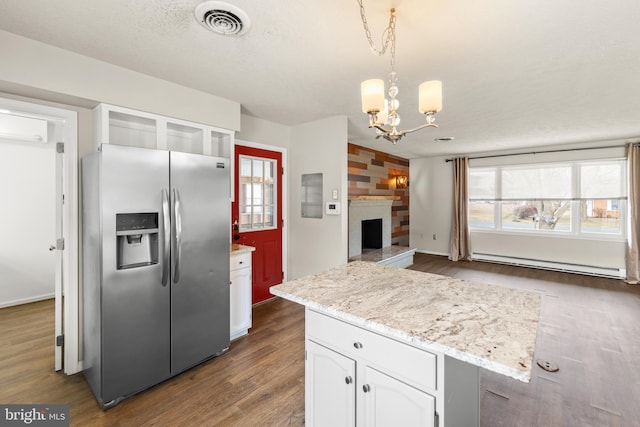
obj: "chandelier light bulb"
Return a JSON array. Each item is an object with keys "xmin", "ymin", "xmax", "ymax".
[
  {"xmin": 361, "ymin": 79, "xmax": 385, "ymax": 113},
  {"xmin": 418, "ymin": 80, "xmax": 443, "ymax": 114}
]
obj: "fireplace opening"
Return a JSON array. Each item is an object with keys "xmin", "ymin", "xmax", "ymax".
[{"xmin": 361, "ymin": 218, "xmax": 383, "ymax": 253}]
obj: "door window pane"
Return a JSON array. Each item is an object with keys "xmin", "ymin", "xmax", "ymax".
[{"xmin": 239, "ymin": 155, "xmax": 277, "ymax": 231}]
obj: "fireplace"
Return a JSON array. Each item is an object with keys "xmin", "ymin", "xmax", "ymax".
[
  {"xmin": 348, "ymin": 199, "xmax": 393, "ymax": 257},
  {"xmin": 361, "ymin": 218, "xmax": 383, "ymax": 252}
]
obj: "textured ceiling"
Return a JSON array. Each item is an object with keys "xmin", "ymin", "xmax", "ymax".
[{"xmin": 1, "ymin": 0, "xmax": 640, "ymax": 158}]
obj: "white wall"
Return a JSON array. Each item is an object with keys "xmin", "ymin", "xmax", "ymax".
[
  {"xmin": 288, "ymin": 116, "xmax": 349, "ymax": 279},
  {"xmin": 471, "ymin": 232, "xmax": 625, "ymax": 270},
  {"xmin": 0, "ymin": 139, "xmax": 56, "ymax": 307},
  {"xmin": 0, "ymin": 30, "xmax": 240, "ymax": 131},
  {"xmin": 410, "ymin": 144, "xmax": 628, "ymax": 273},
  {"xmin": 237, "ymin": 114, "xmax": 291, "ymax": 150},
  {"xmin": 410, "ymin": 156, "xmax": 453, "ymax": 256}
]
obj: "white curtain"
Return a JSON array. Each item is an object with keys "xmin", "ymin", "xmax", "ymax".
[
  {"xmin": 450, "ymin": 157, "xmax": 471, "ymax": 261},
  {"xmin": 626, "ymin": 143, "xmax": 640, "ymax": 284}
]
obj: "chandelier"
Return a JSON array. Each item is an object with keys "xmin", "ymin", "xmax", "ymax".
[{"xmin": 357, "ymin": 2, "xmax": 443, "ymax": 144}]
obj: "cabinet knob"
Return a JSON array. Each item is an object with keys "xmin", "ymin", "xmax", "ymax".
[
  {"xmin": 239, "ymin": 261, "xmax": 243, "ymax": 264},
  {"xmin": 353, "ymin": 342, "xmax": 363, "ymax": 349},
  {"xmin": 345, "ymin": 376, "xmax": 353, "ymax": 385},
  {"xmin": 362, "ymin": 384, "xmax": 371, "ymax": 393}
]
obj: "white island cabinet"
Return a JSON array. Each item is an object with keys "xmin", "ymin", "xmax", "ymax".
[
  {"xmin": 306, "ymin": 310, "xmax": 438, "ymax": 426},
  {"xmin": 271, "ymin": 261, "xmax": 541, "ymax": 427},
  {"xmin": 305, "ymin": 308, "xmax": 477, "ymax": 427}
]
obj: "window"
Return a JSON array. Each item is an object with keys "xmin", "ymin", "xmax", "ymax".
[
  {"xmin": 469, "ymin": 160, "xmax": 626, "ymax": 237},
  {"xmin": 239, "ymin": 155, "xmax": 276, "ymax": 230},
  {"xmin": 468, "ymin": 169, "xmax": 496, "ymax": 229},
  {"xmin": 579, "ymin": 162, "xmax": 625, "ymax": 234}
]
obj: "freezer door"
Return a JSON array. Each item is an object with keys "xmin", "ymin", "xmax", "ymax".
[
  {"xmin": 100, "ymin": 145, "xmax": 171, "ymax": 402},
  {"xmin": 170, "ymin": 152, "xmax": 230, "ymax": 374}
]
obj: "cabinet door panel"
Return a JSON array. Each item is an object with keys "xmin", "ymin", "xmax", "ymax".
[
  {"xmin": 306, "ymin": 340, "xmax": 356, "ymax": 427},
  {"xmin": 230, "ymin": 266, "xmax": 252, "ymax": 338},
  {"xmin": 362, "ymin": 366, "xmax": 435, "ymax": 427}
]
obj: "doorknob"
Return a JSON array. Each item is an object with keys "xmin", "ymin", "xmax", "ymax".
[{"xmin": 49, "ymin": 239, "xmax": 64, "ymax": 251}]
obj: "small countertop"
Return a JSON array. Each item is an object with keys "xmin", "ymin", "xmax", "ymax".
[
  {"xmin": 270, "ymin": 261, "xmax": 541, "ymax": 382},
  {"xmin": 348, "ymin": 195, "xmax": 401, "ymax": 201},
  {"xmin": 349, "ymin": 246, "xmax": 416, "ymax": 263},
  {"xmin": 230, "ymin": 244, "xmax": 255, "ymax": 254}
]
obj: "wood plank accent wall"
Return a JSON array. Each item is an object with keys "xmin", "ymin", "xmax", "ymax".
[{"xmin": 348, "ymin": 143, "xmax": 410, "ymax": 246}]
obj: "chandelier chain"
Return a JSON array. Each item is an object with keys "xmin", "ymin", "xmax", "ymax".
[
  {"xmin": 357, "ymin": 2, "xmax": 441, "ymax": 144},
  {"xmin": 357, "ymin": 0, "xmax": 396, "ymax": 60}
]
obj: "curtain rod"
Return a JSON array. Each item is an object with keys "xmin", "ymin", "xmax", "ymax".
[{"xmin": 444, "ymin": 144, "xmax": 632, "ymax": 163}]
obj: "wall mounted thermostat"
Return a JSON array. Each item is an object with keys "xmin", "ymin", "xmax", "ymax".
[{"xmin": 326, "ymin": 201, "xmax": 341, "ymax": 215}]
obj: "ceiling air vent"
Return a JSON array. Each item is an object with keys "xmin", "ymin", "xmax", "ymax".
[{"xmin": 195, "ymin": 1, "xmax": 251, "ymax": 36}]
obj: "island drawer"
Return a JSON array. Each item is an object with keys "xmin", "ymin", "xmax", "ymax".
[
  {"xmin": 230, "ymin": 251, "xmax": 251, "ymax": 271},
  {"xmin": 306, "ymin": 309, "xmax": 437, "ymax": 392}
]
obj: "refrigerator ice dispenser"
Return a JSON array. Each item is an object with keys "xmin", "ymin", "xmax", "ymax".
[{"xmin": 116, "ymin": 213, "xmax": 159, "ymax": 269}]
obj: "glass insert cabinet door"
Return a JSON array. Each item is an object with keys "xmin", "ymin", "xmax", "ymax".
[{"xmin": 239, "ymin": 155, "xmax": 276, "ymax": 230}]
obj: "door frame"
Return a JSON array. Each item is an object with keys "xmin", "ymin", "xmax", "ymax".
[
  {"xmin": 235, "ymin": 139, "xmax": 288, "ymax": 284},
  {"xmin": 0, "ymin": 96, "xmax": 79, "ymax": 374}
]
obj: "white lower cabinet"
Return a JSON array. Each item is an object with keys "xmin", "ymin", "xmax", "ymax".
[
  {"xmin": 362, "ymin": 367, "xmax": 435, "ymax": 426},
  {"xmin": 306, "ymin": 309, "xmax": 437, "ymax": 427},
  {"xmin": 230, "ymin": 251, "xmax": 252, "ymax": 340},
  {"xmin": 305, "ymin": 341, "xmax": 356, "ymax": 426},
  {"xmin": 305, "ymin": 308, "xmax": 479, "ymax": 427}
]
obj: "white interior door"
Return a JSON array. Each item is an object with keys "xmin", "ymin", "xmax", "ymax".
[
  {"xmin": 53, "ymin": 140, "xmax": 64, "ymax": 371},
  {"xmin": 0, "ymin": 96, "xmax": 79, "ymax": 374}
]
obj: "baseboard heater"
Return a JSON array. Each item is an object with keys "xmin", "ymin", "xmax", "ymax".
[{"xmin": 471, "ymin": 253, "xmax": 626, "ymax": 279}]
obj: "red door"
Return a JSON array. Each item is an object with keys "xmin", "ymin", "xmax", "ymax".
[{"xmin": 232, "ymin": 145, "xmax": 283, "ymax": 304}]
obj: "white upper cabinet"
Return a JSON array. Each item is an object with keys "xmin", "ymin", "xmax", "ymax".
[{"xmin": 94, "ymin": 103, "xmax": 235, "ymax": 198}]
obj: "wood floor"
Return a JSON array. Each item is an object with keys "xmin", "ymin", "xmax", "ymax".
[
  {"xmin": 1, "ymin": 253, "xmax": 640, "ymax": 426},
  {"xmin": 0, "ymin": 296, "xmax": 305, "ymax": 426},
  {"xmin": 411, "ymin": 254, "xmax": 640, "ymax": 427}
]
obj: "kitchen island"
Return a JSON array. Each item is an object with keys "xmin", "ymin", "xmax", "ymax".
[{"xmin": 270, "ymin": 261, "xmax": 541, "ymax": 427}]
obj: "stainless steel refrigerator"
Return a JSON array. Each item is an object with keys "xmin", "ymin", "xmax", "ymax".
[{"xmin": 82, "ymin": 144, "xmax": 230, "ymax": 408}]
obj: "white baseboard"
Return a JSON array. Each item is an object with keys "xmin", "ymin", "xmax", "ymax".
[
  {"xmin": 0, "ymin": 293, "xmax": 55, "ymax": 309},
  {"xmin": 472, "ymin": 253, "xmax": 625, "ymax": 279}
]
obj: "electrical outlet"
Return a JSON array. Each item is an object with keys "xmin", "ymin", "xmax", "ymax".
[{"xmin": 432, "ymin": 234, "xmax": 437, "ymax": 240}]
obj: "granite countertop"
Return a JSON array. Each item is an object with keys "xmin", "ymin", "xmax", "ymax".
[
  {"xmin": 270, "ymin": 261, "xmax": 541, "ymax": 382},
  {"xmin": 230, "ymin": 243, "xmax": 255, "ymax": 254},
  {"xmin": 349, "ymin": 246, "xmax": 416, "ymax": 263}
]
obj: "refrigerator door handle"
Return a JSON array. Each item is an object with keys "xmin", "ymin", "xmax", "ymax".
[
  {"xmin": 161, "ymin": 189, "xmax": 171, "ymax": 286},
  {"xmin": 172, "ymin": 188, "xmax": 183, "ymax": 284}
]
